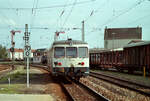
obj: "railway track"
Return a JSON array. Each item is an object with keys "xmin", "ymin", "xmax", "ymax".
[
  {"xmin": 60, "ymin": 77, "xmax": 109, "ymax": 101},
  {"xmin": 0, "ymin": 65, "xmax": 13, "ymax": 79},
  {"xmin": 31, "ymin": 64, "xmax": 109, "ymax": 101},
  {"xmin": 90, "ymin": 71, "xmax": 150, "ymax": 97}
]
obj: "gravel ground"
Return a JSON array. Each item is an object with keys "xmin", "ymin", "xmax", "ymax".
[
  {"xmin": 80, "ymin": 76, "xmax": 150, "ymax": 101},
  {"xmin": 0, "ymin": 65, "xmax": 10, "ymax": 71},
  {"xmin": 92, "ymin": 70, "xmax": 150, "ymax": 87}
]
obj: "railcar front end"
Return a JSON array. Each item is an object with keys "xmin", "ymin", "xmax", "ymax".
[{"xmin": 48, "ymin": 40, "xmax": 89, "ymax": 78}]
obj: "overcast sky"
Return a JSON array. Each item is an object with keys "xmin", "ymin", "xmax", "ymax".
[{"xmin": 0, "ymin": 0, "xmax": 150, "ymax": 49}]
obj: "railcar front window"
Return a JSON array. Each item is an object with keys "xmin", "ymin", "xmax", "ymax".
[
  {"xmin": 78, "ymin": 47, "xmax": 88, "ymax": 58},
  {"xmin": 66, "ymin": 47, "xmax": 77, "ymax": 58},
  {"xmin": 54, "ymin": 47, "xmax": 65, "ymax": 58}
]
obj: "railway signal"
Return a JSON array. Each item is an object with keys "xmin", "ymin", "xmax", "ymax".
[
  {"xmin": 54, "ymin": 31, "xmax": 65, "ymax": 41},
  {"xmin": 10, "ymin": 30, "xmax": 21, "ymax": 69}
]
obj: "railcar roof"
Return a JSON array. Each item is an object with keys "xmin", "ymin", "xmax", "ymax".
[
  {"xmin": 53, "ymin": 40, "xmax": 88, "ymax": 45},
  {"xmin": 124, "ymin": 41, "xmax": 150, "ymax": 48}
]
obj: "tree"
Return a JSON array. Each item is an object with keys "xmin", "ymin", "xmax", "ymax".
[{"xmin": 0, "ymin": 45, "xmax": 8, "ymax": 59}]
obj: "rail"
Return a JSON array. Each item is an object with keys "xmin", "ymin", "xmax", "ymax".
[{"xmin": 90, "ymin": 71, "xmax": 150, "ymax": 97}]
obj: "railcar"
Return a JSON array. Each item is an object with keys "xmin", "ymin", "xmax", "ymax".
[
  {"xmin": 47, "ymin": 39, "xmax": 89, "ymax": 79},
  {"xmin": 90, "ymin": 41, "xmax": 150, "ymax": 74},
  {"xmin": 123, "ymin": 41, "xmax": 150, "ymax": 73},
  {"xmin": 90, "ymin": 48, "xmax": 123, "ymax": 70}
]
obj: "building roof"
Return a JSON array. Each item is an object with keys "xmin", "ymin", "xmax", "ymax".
[
  {"xmin": 31, "ymin": 49, "xmax": 36, "ymax": 52},
  {"xmin": 124, "ymin": 41, "xmax": 150, "ymax": 48},
  {"xmin": 104, "ymin": 27, "xmax": 142, "ymax": 40},
  {"xmin": 8, "ymin": 48, "xmax": 24, "ymax": 52},
  {"xmin": 8, "ymin": 48, "xmax": 35, "ymax": 53}
]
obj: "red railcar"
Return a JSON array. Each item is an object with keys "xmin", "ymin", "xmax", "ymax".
[
  {"xmin": 123, "ymin": 41, "xmax": 150, "ymax": 72},
  {"xmin": 90, "ymin": 41, "xmax": 150, "ymax": 73},
  {"xmin": 90, "ymin": 52, "xmax": 101, "ymax": 68},
  {"xmin": 90, "ymin": 48, "xmax": 124, "ymax": 70}
]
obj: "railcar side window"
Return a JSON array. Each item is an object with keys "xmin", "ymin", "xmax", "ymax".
[
  {"xmin": 78, "ymin": 47, "xmax": 88, "ymax": 58},
  {"xmin": 66, "ymin": 47, "xmax": 77, "ymax": 58},
  {"xmin": 54, "ymin": 47, "xmax": 65, "ymax": 58}
]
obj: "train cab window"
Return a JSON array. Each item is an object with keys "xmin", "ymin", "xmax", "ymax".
[
  {"xmin": 66, "ymin": 47, "xmax": 77, "ymax": 58},
  {"xmin": 54, "ymin": 47, "xmax": 65, "ymax": 58},
  {"xmin": 78, "ymin": 47, "xmax": 88, "ymax": 58}
]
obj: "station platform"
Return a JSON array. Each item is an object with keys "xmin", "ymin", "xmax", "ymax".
[{"xmin": 0, "ymin": 94, "xmax": 54, "ymax": 101}]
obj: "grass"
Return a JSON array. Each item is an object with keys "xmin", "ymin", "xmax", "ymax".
[
  {"xmin": 0, "ymin": 71, "xmax": 24, "ymax": 82},
  {"xmin": 0, "ymin": 66, "xmax": 27, "ymax": 94},
  {"xmin": 0, "ymin": 65, "xmax": 42, "ymax": 94},
  {"xmin": 0, "ymin": 84, "xmax": 24, "ymax": 94}
]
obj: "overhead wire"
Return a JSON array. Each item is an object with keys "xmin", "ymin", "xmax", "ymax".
[
  {"xmin": 55, "ymin": 0, "xmax": 70, "ymax": 30},
  {"xmin": 0, "ymin": 11, "xmax": 15, "ymax": 28},
  {"xmin": 61, "ymin": 0, "xmax": 77, "ymax": 28},
  {"xmin": 30, "ymin": 0, "xmax": 39, "ymax": 32},
  {"xmin": 59, "ymin": 0, "xmax": 98, "ymax": 33},
  {"xmin": 90, "ymin": 0, "xmax": 147, "ymax": 33},
  {"xmin": 100, "ymin": 0, "xmax": 146, "ymax": 28},
  {"xmin": 0, "ymin": 0, "xmax": 95, "ymax": 10},
  {"xmin": 127, "ymin": 14, "xmax": 150, "ymax": 25},
  {"xmin": 84, "ymin": 0, "xmax": 109, "ymax": 22}
]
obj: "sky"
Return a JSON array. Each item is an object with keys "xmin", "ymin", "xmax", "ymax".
[{"xmin": 0, "ymin": 0, "xmax": 150, "ymax": 49}]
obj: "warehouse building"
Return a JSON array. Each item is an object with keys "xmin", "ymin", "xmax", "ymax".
[{"xmin": 104, "ymin": 27, "xmax": 142, "ymax": 49}]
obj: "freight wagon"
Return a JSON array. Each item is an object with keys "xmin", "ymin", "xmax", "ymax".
[{"xmin": 90, "ymin": 41, "xmax": 150, "ymax": 74}]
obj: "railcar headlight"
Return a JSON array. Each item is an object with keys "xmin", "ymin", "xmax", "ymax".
[
  {"xmin": 78, "ymin": 62, "xmax": 85, "ymax": 65},
  {"xmin": 58, "ymin": 62, "xmax": 62, "ymax": 66},
  {"xmin": 81, "ymin": 62, "xmax": 84, "ymax": 65}
]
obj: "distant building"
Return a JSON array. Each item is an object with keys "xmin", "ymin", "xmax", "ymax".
[
  {"xmin": 33, "ymin": 48, "xmax": 47, "ymax": 63},
  {"xmin": 104, "ymin": 27, "xmax": 142, "ymax": 49},
  {"xmin": 7, "ymin": 48, "xmax": 35, "ymax": 60}
]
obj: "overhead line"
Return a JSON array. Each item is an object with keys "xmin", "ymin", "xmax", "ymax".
[
  {"xmin": 92, "ymin": 0, "xmax": 146, "ymax": 32},
  {"xmin": 55, "ymin": 0, "xmax": 70, "ymax": 29},
  {"xmin": 127, "ymin": 14, "xmax": 150, "ymax": 25},
  {"xmin": 62, "ymin": 0, "xmax": 77, "ymax": 28},
  {"xmin": 84, "ymin": 0, "xmax": 109, "ymax": 22},
  {"xmin": 0, "ymin": 0, "xmax": 95, "ymax": 10},
  {"xmin": 100, "ymin": 0, "xmax": 146, "ymax": 27},
  {"xmin": 30, "ymin": 0, "xmax": 39, "ymax": 32}
]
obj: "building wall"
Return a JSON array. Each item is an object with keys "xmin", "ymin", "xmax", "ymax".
[
  {"xmin": 8, "ymin": 52, "xmax": 24, "ymax": 60},
  {"xmin": 104, "ymin": 39, "xmax": 141, "ymax": 49},
  {"xmin": 8, "ymin": 51, "xmax": 34, "ymax": 60}
]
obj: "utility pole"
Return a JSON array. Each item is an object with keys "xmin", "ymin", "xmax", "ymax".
[
  {"xmin": 23, "ymin": 24, "xmax": 31, "ymax": 88},
  {"xmin": 10, "ymin": 30, "xmax": 21, "ymax": 69},
  {"xmin": 82, "ymin": 20, "xmax": 85, "ymax": 42}
]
